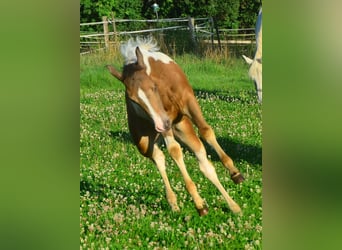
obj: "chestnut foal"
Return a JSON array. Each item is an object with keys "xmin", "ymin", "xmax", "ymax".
[{"xmin": 107, "ymin": 38, "xmax": 244, "ymax": 215}]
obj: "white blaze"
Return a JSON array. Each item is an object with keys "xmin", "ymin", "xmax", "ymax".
[{"xmin": 137, "ymin": 88, "xmax": 165, "ymax": 132}]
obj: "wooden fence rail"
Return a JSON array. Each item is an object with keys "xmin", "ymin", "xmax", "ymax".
[{"xmin": 80, "ymin": 16, "xmax": 255, "ymax": 55}]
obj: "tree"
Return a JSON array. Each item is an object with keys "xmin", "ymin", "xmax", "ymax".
[
  {"xmin": 80, "ymin": 0, "xmax": 143, "ymax": 23},
  {"xmin": 80, "ymin": 0, "xmax": 262, "ymax": 29},
  {"xmin": 80, "ymin": 0, "xmax": 144, "ymax": 31},
  {"xmin": 141, "ymin": 0, "xmax": 239, "ymax": 27},
  {"xmin": 238, "ymin": 0, "xmax": 261, "ymax": 28}
]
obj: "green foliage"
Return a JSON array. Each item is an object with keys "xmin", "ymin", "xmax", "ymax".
[
  {"xmin": 80, "ymin": 0, "xmax": 143, "ymax": 23},
  {"xmin": 80, "ymin": 51, "xmax": 262, "ymax": 249},
  {"xmin": 80, "ymin": 0, "xmax": 262, "ymax": 29},
  {"xmin": 239, "ymin": 0, "xmax": 262, "ymax": 28}
]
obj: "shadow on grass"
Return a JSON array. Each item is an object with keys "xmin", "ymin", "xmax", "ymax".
[
  {"xmin": 80, "ymin": 177, "xmax": 171, "ymax": 210},
  {"xmin": 193, "ymin": 88, "xmax": 259, "ymax": 104},
  {"xmin": 108, "ymin": 130, "xmax": 132, "ymax": 143},
  {"xmin": 178, "ymin": 136, "xmax": 261, "ymax": 167},
  {"xmin": 107, "ymin": 130, "xmax": 261, "ymax": 166},
  {"xmin": 193, "ymin": 87, "xmax": 261, "ymax": 165},
  {"xmin": 81, "ymin": 134, "xmax": 260, "ymax": 213},
  {"xmin": 205, "ymin": 137, "xmax": 262, "ymax": 166}
]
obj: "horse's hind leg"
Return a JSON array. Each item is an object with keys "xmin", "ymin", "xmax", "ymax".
[
  {"xmin": 173, "ymin": 118, "xmax": 241, "ymax": 214},
  {"xmin": 198, "ymin": 124, "xmax": 244, "ymax": 183},
  {"xmin": 187, "ymin": 99, "xmax": 244, "ymax": 184}
]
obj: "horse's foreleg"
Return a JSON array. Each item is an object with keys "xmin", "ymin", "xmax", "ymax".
[
  {"xmin": 151, "ymin": 144, "xmax": 180, "ymax": 212},
  {"xmin": 134, "ymin": 129, "xmax": 179, "ymax": 212},
  {"xmin": 162, "ymin": 130, "xmax": 208, "ymax": 216}
]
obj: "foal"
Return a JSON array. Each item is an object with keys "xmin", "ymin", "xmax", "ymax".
[{"xmin": 107, "ymin": 38, "xmax": 244, "ymax": 215}]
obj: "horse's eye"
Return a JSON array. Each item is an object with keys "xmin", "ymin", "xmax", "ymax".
[{"xmin": 152, "ymin": 85, "xmax": 157, "ymax": 92}]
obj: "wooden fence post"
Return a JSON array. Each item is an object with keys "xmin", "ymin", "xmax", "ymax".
[
  {"xmin": 102, "ymin": 16, "xmax": 109, "ymax": 50},
  {"xmin": 188, "ymin": 17, "xmax": 197, "ymax": 51},
  {"xmin": 212, "ymin": 17, "xmax": 222, "ymax": 51},
  {"xmin": 111, "ymin": 12, "xmax": 118, "ymax": 45},
  {"xmin": 209, "ymin": 17, "xmax": 214, "ymax": 49}
]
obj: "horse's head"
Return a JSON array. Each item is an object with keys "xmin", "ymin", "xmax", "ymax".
[
  {"xmin": 107, "ymin": 47, "xmax": 171, "ymax": 133},
  {"xmin": 243, "ymin": 55, "xmax": 262, "ymax": 103},
  {"xmin": 242, "ymin": 8, "xmax": 262, "ymax": 103}
]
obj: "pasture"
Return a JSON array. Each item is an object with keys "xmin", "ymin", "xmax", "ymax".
[{"xmin": 80, "ymin": 50, "xmax": 262, "ymax": 249}]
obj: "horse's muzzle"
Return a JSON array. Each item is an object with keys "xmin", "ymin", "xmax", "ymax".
[
  {"xmin": 155, "ymin": 118, "xmax": 171, "ymax": 132},
  {"xmin": 163, "ymin": 119, "xmax": 171, "ymax": 131}
]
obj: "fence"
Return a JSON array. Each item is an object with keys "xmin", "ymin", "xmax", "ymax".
[{"xmin": 80, "ymin": 16, "xmax": 256, "ymax": 57}]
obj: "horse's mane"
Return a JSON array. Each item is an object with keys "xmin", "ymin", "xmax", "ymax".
[{"xmin": 121, "ymin": 36, "xmax": 160, "ymax": 65}]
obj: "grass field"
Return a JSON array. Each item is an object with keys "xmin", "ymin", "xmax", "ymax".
[{"xmin": 80, "ymin": 50, "xmax": 262, "ymax": 249}]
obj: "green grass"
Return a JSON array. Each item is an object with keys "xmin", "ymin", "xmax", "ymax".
[{"xmin": 80, "ymin": 51, "xmax": 262, "ymax": 249}]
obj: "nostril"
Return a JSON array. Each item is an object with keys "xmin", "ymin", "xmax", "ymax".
[{"xmin": 164, "ymin": 119, "xmax": 171, "ymax": 130}]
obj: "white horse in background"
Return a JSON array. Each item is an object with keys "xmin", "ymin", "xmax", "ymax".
[{"xmin": 243, "ymin": 8, "xmax": 262, "ymax": 103}]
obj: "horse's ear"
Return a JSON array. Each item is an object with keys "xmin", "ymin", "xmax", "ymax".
[
  {"xmin": 242, "ymin": 55, "xmax": 253, "ymax": 65},
  {"xmin": 135, "ymin": 47, "xmax": 146, "ymax": 69},
  {"xmin": 106, "ymin": 65, "xmax": 123, "ymax": 82}
]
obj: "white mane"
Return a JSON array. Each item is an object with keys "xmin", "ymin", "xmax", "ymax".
[
  {"xmin": 120, "ymin": 37, "xmax": 173, "ymax": 75},
  {"xmin": 120, "ymin": 37, "xmax": 158, "ymax": 64}
]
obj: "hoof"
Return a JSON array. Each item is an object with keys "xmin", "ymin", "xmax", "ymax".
[
  {"xmin": 231, "ymin": 173, "xmax": 244, "ymax": 184},
  {"xmin": 231, "ymin": 205, "xmax": 242, "ymax": 215},
  {"xmin": 197, "ymin": 205, "xmax": 209, "ymax": 216},
  {"xmin": 171, "ymin": 205, "xmax": 180, "ymax": 212}
]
